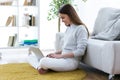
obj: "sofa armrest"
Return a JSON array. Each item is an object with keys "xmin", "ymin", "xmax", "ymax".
[
  {"xmin": 55, "ymin": 32, "xmax": 64, "ymax": 51},
  {"xmin": 83, "ymin": 39, "xmax": 120, "ymax": 74}
]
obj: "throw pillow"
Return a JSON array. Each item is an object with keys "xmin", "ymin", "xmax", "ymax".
[
  {"xmin": 91, "ymin": 7, "xmax": 120, "ymax": 40},
  {"xmin": 91, "ymin": 18, "xmax": 120, "ymax": 40},
  {"xmin": 92, "ymin": 7, "xmax": 120, "ymax": 36}
]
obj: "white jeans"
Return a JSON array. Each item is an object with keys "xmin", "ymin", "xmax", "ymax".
[
  {"xmin": 27, "ymin": 54, "xmax": 39, "ymax": 69},
  {"xmin": 38, "ymin": 57, "xmax": 79, "ymax": 71},
  {"xmin": 27, "ymin": 55, "xmax": 79, "ymax": 71}
]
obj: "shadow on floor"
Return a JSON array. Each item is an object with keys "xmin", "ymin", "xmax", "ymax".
[{"xmin": 79, "ymin": 63, "xmax": 120, "ymax": 80}]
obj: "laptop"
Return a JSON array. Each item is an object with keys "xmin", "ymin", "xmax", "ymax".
[
  {"xmin": 27, "ymin": 47, "xmax": 44, "ymax": 69},
  {"xmin": 28, "ymin": 47, "xmax": 44, "ymax": 61}
]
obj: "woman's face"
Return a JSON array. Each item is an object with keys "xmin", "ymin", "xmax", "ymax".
[{"xmin": 59, "ymin": 13, "xmax": 72, "ymax": 26}]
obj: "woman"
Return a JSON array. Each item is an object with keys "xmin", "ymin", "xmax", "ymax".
[{"xmin": 28, "ymin": 4, "xmax": 89, "ymax": 74}]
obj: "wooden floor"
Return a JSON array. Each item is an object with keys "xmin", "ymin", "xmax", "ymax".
[
  {"xmin": 79, "ymin": 63, "xmax": 120, "ymax": 80},
  {"xmin": 79, "ymin": 63, "xmax": 108, "ymax": 80},
  {"xmin": 0, "ymin": 52, "xmax": 120, "ymax": 80}
]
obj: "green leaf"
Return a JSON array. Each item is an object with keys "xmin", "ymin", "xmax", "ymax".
[{"xmin": 47, "ymin": 0, "xmax": 72, "ymax": 21}]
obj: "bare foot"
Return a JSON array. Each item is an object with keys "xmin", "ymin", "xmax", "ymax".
[{"xmin": 38, "ymin": 68, "xmax": 48, "ymax": 74}]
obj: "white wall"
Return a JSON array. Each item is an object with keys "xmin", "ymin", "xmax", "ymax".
[{"xmin": 39, "ymin": 0, "xmax": 57, "ymax": 50}]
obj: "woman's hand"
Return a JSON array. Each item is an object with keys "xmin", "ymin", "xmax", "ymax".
[
  {"xmin": 47, "ymin": 53, "xmax": 62, "ymax": 59},
  {"xmin": 46, "ymin": 51, "xmax": 74, "ymax": 59}
]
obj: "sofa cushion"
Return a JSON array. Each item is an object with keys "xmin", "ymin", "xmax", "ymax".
[
  {"xmin": 91, "ymin": 18, "xmax": 120, "ymax": 40},
  {"xmin": 55, "ymin": 32, "xmax": 64, "ymax": 50},
  {"xmin": 91, "ymin": 7, "xmax": 120, "ymax": 40}
]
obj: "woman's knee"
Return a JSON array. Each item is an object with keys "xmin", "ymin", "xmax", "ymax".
[
  {"xmin": 39, "ymin": 57, "xmax": 49, "ymax": 68},
  {"xmin": 40, "ymin": 57, "xmax": 48, "ymax": 63}
]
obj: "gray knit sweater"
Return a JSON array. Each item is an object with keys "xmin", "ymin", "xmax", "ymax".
[{"xmin": 62, "ymin": 24, "xmax": 88, "ymax": 60}]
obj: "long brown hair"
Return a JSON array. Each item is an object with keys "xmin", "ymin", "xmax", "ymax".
[{"xmin": 59, "ymin": 4, "xmax": 89, "ymax": 37}]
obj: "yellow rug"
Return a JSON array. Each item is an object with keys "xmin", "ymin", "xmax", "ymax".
[{"xmin": 0, "ymin": 63, "xmax": 86, "ymax": 80}]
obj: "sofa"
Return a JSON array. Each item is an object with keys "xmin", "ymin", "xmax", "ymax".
[{"xmin": 55, "ymin": 7, "xmax": 120, "ymax": 80}]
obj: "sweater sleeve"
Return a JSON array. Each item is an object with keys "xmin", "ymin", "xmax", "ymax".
[{"xmin": 73, "ymin": 26, "xmax": 88, "ymax": 57}]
